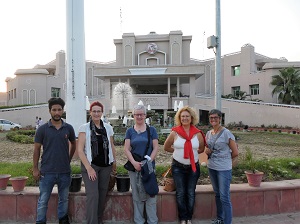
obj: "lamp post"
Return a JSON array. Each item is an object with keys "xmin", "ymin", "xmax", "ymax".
[
  {"xmin": 215, "ymin": 0, "xmax": 221, "ymax": 110},
  {"xmin": 207, "ymin": 0, "xmax": 222, "ymax": 111}
]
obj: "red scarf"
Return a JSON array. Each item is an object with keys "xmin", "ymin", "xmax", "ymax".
[{"xmin": 172, "ymin": 125, "xmax": 206, "ymax": 172}]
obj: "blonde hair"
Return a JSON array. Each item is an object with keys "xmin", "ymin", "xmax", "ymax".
[{"xmin": 174, "ymin": 106, "xmax": 198, "ymax": 126}]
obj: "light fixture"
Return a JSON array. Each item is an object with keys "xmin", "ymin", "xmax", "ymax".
[
  {"xmin": 85, "ymin": 96, "xmax": 90, "ymax": 110},
  {"xmin": 174, "ymin": 100, "xmax": 178, "ymax": 111},
  {"xmin": 178, "ymin": 101, "xmax": 184, "ymax": 109},
  {"xmin": 112, "ymin": 105, "xmax": 117, "ymax": 114}
]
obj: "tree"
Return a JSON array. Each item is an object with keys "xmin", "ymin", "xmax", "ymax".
[
  {"xmin": 270, "ymin": 67, "xmax": 300, "ymax": 104},
  {"xmin": 222, "ymin": 91, "xmax": 248, "ymax": 100},
  {"xmin": 234, "ymin": 90, "xmax": 247, "ymax": 100},
  {"xmin": 114, "ymin": 83, "xmax": 132, "ymax": 116}
]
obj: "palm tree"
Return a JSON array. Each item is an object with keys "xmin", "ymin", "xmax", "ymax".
[
  {"xmin": 234, "ymin": 90, "xmax": 247, "ymax": 100},
  {"xmin": 270, "ymin": 67, "xmax": 300, "ymax": 104},
  {"xmin": 114, "ymin": 83, "xmax": 132, "ymax": 116}
]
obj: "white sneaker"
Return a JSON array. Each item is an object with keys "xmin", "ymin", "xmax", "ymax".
[
  {"xmin": 211, "ymin": 219, "xmax": 224, "ymax": 224},
  {"xmin": 180, "ymin": 221, "xmax": 186, "ymax": 224},
  {"xmin": 187, "ymin": 220, "xmax": 192, "ymax": 224}
]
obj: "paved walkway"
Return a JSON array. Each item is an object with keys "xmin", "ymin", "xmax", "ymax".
[
  {"xmin": 201, "ymin": 212, "xmax": 300, "ymax": 224},
  {"xmin": 3, "ymin": 212, "xmax": 300, "ymax": 223}
]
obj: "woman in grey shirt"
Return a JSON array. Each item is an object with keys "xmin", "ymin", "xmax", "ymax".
[{"xmin": 204, "ymin": 109, "xmax": 238, "ymax": 224}]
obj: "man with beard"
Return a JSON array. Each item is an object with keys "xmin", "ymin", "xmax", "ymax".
[{"xmin": 33, "ymin": 97, "xmax": 76, "ymax": 224}]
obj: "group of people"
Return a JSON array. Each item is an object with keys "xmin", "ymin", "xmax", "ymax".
[
  {"xmin": 35, "ymin": 116, "xmax": 43, "ymax": 129},
  {"xmin": 164, "ymin": 107, "xmax": 238, "ymax": 224},
  {"xmin": 32, "ymin": 97, "xmax": 238, "ymax": 224}
]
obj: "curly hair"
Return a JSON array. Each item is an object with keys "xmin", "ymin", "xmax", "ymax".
[
  {"xmin": 48, "ymin": 97, "xmax": 65, "ymax": 110},
  {"xmin": 174, "ymin": 106, "xmax": 198, "ymax": 126}
]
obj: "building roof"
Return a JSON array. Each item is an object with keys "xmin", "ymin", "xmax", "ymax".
[{"xmin": 14, "ymin": 68, "xmax": 49, "ymax": 75}]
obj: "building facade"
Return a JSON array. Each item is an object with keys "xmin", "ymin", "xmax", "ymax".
[{"xmin": 4, "ymin": 31, "xmax": 300, "ymax": 128}]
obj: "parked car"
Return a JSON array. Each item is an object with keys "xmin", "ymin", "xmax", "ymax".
[{"xmin": 0, "ymin": 119, "xmax": 22, "ymax": 131}]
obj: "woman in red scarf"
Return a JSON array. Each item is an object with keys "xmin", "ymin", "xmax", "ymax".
[{"xmin": 164, "ymin": 106, "xmax": 205, "ymax": 224}]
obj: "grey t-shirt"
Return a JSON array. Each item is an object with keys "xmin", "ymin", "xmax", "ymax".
[{"xmin": 206, "ymin": 128, "xmax": 235, "ymax": 171}]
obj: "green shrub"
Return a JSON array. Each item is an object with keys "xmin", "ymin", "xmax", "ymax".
[
  {"xmin": 6, "ymin": 130, "xmax": 35, "ymax": 144},
  {"xmin": 116, "ymin": 165, "xmax": 128, "ymax": 175},
  {"xmin": 113, "ymin": 134, "xmax": 125, "ymax": 146},
  {"xmin": 158, "ymin": 134, "xmax": 167, "ymax": 145}
]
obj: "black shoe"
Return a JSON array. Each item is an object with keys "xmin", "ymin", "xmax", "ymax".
[{"xmin": 59, "ymin": 215, "xmax": 70, "ymax": 224}]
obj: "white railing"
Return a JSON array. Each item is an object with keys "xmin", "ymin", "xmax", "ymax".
[{"xmin": 0, "ymin": 104, "xmax": 48, "ymax": 112}]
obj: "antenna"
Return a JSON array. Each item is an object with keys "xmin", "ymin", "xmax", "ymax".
[
  {"xmin": 120, "ymin": 6, "xmax": 123, "ymax": 35},
  {"xmin": 202, "ymin": 31, "xmax": 205, "ymax": 59}
]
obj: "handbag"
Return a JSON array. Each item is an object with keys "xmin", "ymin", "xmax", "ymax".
[
  {"xmin": 141, "ymin": 161, "xmax": 159, "ymax": 196},
  {"xmin": 124, "ymin": 153, "xmax": 143, "ymax": 171},
  {"xmin": 162, "ymin": 167, "xmax": 176, "ymax": 192},
  {"xmin": 124, "ymin": 125, "xmax": 150, "ymax": 172}
]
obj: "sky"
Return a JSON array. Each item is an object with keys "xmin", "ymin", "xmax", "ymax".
[{"xmin": 0, "ymin": 0, "xmax": 300, "ymax": 92}]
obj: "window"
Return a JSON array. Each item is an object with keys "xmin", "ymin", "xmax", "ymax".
[
  {"xmin": 51, "ymin": 87, "xmax": 60, "ymax": 97},
  {"xmin": 250, "ymin": 84, "xmax": 259, "ymax": 95},
  {"xmin": 14, "ymin": 88, "xmax": 16, "ymax": 98},
  {"xmin": 232, "ymin": 86, "xmax": 240, "ymax": 97},
  {"xmin": 232, "ymin": 65, "xmax": 240, "ymax": 76}
]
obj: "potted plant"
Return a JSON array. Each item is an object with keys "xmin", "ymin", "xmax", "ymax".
[
  {"xmin": 9, "ymin": 176, "xmax": 28, "ymax": 192},
  {"xmin": 69, "ymin": 166, "xmax": 82, "ymax": 193},
  {"xmin": 69, "ymin": 174, "xmax": 82, "ymax": 193},
  {"xmin": 244, "ymin": 147, "xmax": 264, "ymax": 187},
  {"xmin": 0, "ymin": 174, "xmax": 11, "ymax": 190},
  {"xmin": 116, "ymin": 166, "xmax": 130, "ymax": 192}
]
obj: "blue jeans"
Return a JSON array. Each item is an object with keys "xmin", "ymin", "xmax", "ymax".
[
  {"xmin": 172, "ymin": 162, "xmax": 200, "ymax": 221},
  {"xmin": 36, "ymin": 173, "xmax": 71, "ymax": 223},
  {"xmin": 208, "ymin": 168, "xmax": 232, "ymax": 224}
]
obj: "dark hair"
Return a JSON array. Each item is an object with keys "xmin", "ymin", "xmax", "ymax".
[
  {"xmin": 90, "ymin": 101, "xmax": 104, "ymax": 112},
  {"xmin": 208, "ymin": 109, "xmax": 222, "ymax": 117},
  {"xmin": 48, "ymin": 97, "xmax": 65, "ymax": 110}
]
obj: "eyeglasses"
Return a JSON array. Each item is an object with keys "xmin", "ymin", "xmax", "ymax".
[
  {"xmin": 134, "ymin": 114, "xmax": 145, "ymax": 117},
  {"xmin": 92, "ymin": 110, "xmax": 102, "ymax": 114},
  {"xmin": 209, "ymin": 116, "xmax": 220, "ymax": 120}
]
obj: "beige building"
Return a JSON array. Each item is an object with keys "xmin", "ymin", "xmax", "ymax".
[{"xmin": 4, "ymin": 31, "xmax": 300, "ymax": 128}]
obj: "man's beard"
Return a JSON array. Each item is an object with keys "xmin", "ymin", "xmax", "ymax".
[{"xmin": 51, "ymin": 115, "xmax": 61, "ymax": 121}]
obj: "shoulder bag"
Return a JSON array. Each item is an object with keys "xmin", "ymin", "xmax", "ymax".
[
  {"xmin": 124, "ymin": 125, "xmax": 150, "ymax": 172},
  {"xmin": 208, "ymin": 128, "xmax": 239, "ymax": 167},
  {"xmin": 208, "ymin": 128, "xmax": 225, "ymax": 159}
]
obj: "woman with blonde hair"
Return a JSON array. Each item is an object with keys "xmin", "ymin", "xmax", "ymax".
[{"xmin": 164, "ymin": 106, "xmax": 206, "ymax": 224}]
